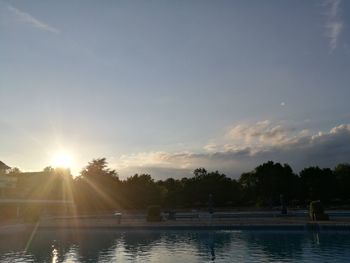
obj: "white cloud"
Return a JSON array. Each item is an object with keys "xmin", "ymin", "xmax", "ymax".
[
  {"xmin": 114, "ymin": 122, "xmax": 350, "ymax": 179},
  {"xmin": 117, "ymin": 151, "xmax": 172, "ymax": 169},
  {"xmin": 226, "ymin": 120, "xmax": 293, "ymax": 146},
  {"xmin": 7, "ymin": 5, "xmax": 60, "ymax": 34},
  {"xmin": 323, "ymin": 0, "xmax": 343, "ymax": 52},
  {"xmin": 203, "ymin": 143, "xmax": 219, "ymax": 152}
]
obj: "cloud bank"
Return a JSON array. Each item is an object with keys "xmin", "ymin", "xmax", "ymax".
[{"xmin": 115, "ymin": 122, "xmax": 350, "ymax": 179}]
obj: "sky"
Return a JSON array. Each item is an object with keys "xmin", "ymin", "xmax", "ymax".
[{"xmin": 1, "ymin": 0, "xmax": 350, "ymax": 179}]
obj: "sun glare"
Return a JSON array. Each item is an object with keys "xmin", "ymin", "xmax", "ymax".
[{"xmin": 52, "ymin": 152, "xmax": 74, "ymax": 168}]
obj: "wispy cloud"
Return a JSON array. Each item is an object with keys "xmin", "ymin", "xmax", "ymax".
[
  {"xmin": 323, "ymin": 0, "xmax": 343, "ymax": 52},
  {"xmin": 7, "ymin": 4, "xmax": 60, "ymax": 34}
]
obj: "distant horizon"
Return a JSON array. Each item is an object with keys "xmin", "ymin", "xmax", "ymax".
[
  {"xmin": 1, "ymin": 148, "xmax": 349, "ymax": 180},
  {"xmin": 1, "ymin": 0, "xmax": 350, "ymax": 179}
]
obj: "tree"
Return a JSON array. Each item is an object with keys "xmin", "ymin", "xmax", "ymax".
[
  {"xmin": 239, "ymin": 161, "xmax": 299, "ymax": 206},
  {"xmin": 121, "ymin": 174, "xmax": 165, "ymax": 208},
  {"xmin": 334, "ymin": 163, "xmax": 350, "ymax": 200},
  {"xmin": 239, "ymin": 172, "xmax": 258, "ymax": 204},
  {"xmin": 43, "ymin": 166, "xmax": 55, "ymax": 174},
  {"xmin": 80, "ymin": 158, "xmax": 118, "ymax": 179},
  {"xmin": 180, "ymin": 169, "xmax": 240, "ymax": 207},
  {"xmin": 74, "ymin": 158, "xmax": 120, "ymax": 213},
  {"xmin": 157, "ymin": 178, "xmax": 183, "ymax": 208},
  {"xmin": 299, "ymin": 166, "xmax": 336, "ymax": 203},
  {"xmin": 193, "ymin": 168, "xmax": 208, "ymax": 177},
  {"xmin": 7, "ymin": 167, "xmax": 21, "ymax": 176}
]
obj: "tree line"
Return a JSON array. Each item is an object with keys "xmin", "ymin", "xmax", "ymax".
[{"xmin": 4, "ymin": 159, "xmax": 350, "ymax": 212}]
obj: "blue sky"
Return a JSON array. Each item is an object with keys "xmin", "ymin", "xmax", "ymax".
[{"xmin": 1, "ymin": 0, "xmax": 350, "ymax": 178}]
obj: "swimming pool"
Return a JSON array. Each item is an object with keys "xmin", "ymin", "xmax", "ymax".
[{"xmin": 1, "ymin": 228, "xmax": 350, "ymax": 262}]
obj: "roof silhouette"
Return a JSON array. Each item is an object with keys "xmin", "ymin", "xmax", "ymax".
[{"xmin": 0, "ymin": 161, "xmax": 11, "ymax": 170}]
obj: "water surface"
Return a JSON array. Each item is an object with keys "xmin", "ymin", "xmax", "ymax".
[{"xmin": 1, "ymin": 229, "xmax": 350, "ymax": 262}]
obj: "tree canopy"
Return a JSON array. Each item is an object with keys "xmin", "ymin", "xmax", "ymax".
[{"xmin": 2, "ymin": 158, "xmax": 350, "ymax": 213}]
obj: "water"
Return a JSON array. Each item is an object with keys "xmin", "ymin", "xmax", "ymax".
[{"xmin": 1, "ymin": 229, "xmax": 350, "ymax": 262}]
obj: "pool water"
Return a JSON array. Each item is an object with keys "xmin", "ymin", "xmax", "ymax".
[{"xmin": 1, "ymin": 229, "xmax": 350, "ymax": 262}]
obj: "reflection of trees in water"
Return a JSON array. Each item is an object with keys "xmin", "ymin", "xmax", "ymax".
[
  {"xmin": 0, "ymin": 230, "xmax": 59, "ymax": 262},
  {"xmin": 0, "ymin": 229, "xmax": 308, "ymax": 262},
  {"xmin": 191, "ymin": 231, "xmax": 233, "ymax": 260},
  {"xmin": 245, "ymin": 231, "xmax": 350, "ymax": 261},
  {"xmin": 5, "ymin": 229, "xmax": 167, "ymax": 262},
  {"xmin": 0, "ymin": 230, "xmax": 31, "ymax": 252},
  {"xmin": 0, "ymin": 229, "xmax": 121, "ymax": 262},
  {"xmin": 0, "ymin": 230, "xmax": 36, "ymax": 262},
  {"xmin": 5, "ymin": 229, "xmax": 350, "ymax": 262},
  {"xmin": 0, "ymin": 229, "xmax": 239, "ymax": 262},
  {"xmin": 243, "ymin": 231, "xmax": 306, "ymax": 261},
  {"xmin": 119, "ymin": 230, "xmax": 235, "ymax": 261},
  {"xmin": 159, "ymin": 230, "xmax": 233, "ymax": 261},
  {"xmin": 120, "ymin": 230, "xmax": 163, "ymax": 260},
  {"xmin": 37, "ymin": 229, "xmax": 121, "ymax": 262}
]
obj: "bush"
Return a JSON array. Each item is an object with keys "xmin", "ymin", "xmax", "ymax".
[{"xmin": 147, "ymin": 205, "xmax": 161, "ymax": 222}]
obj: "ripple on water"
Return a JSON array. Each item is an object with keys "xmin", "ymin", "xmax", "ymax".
[{"xmin": 1, "ymin": 230, "xmax": 350, "ymax": 262}]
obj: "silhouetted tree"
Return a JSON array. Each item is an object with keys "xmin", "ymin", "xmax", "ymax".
[
  {"xmin": 334, "ymin": 163, "xmax": 350, "ymax": 200},
  {"xmin": 299, "ymin": 166, "xmax": 336, "ymax": 203},
  {"xmin": 7, "ymin": 167, "xmax": 21, "ymax": 176},
  {"xmin": 121, "ymin": 174, "xmax": 165, "ymax": 208},
  {"xmin": 193, "ymin": 168, "xmax": 208, "ymax": 177},
  {"xmin": 74, "ymin": 158, "xmax": 120, "ymax": 213},
  {"xmin": 239, "ymin": 172, "xmax": 258, "ymax": 205},
  {"xmin": 180, "ymin": 169, "xmax": 241, "ymax": 207},
  {"xmin": 43, "ymin": 166, "xmax": 55, "ymax": 174},
  {"xmin": 157, "ymin": 178, "xmax": 184, "ymax": 208},
  {"xmin": 239, "ymin": 161, "xmax": 299, "ymax": 206},
  {"xmin": 5, "ymin": 157, "xmax": 350, "ymax": 212},
  {"xmin": 79, "ymin": 158, "xmax": 118, "ymax": 179}
]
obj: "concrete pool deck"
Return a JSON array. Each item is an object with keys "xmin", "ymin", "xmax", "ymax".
[
  {"xmin": 0, "ymin": 213, "xmax": 350, "ymax": 234},
  {"xmin": 3, "ymin": 215, "xmax": 350, "ymax": 232}
]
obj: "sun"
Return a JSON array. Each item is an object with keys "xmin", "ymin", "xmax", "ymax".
[{"xmin": 52, "ymin": 152, "xmax": 74, "ymax": 168}]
